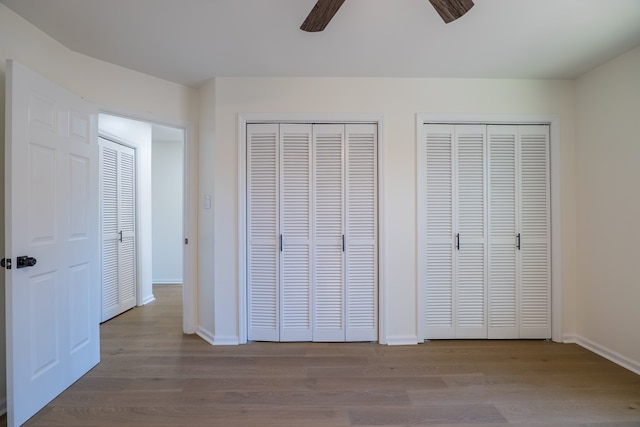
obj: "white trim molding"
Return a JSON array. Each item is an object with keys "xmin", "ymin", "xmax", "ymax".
[
  {"xmin": 415, "ymin": 113, "xmax": 563, "ymax": 343},
  {"xmin": 238, "ymin": 113, "xmax": 386, "ymax": 344},
  {"xmin": 386, "ymin": 335, "xmax": 419, "ymax": 346},
  {"xmin": 576, "ymin": 336, "xmax": 640, "ymax": 376},
  {"xmin": 196, "ymin": 326, "xmax": 215, "ymax": 345}
]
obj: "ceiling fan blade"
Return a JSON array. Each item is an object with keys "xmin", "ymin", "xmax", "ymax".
[
  {"xmin": 300, "ymin": 0, "xmax": 346, "ymax": 32},
  {"xmin": 428, "ymin": 0, "xmax": 474, "ymax": 23}
]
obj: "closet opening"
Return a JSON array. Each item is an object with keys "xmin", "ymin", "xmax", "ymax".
[
  {"xmin": 416, "ymin": 115, "xmax": 562, "ymax": 343},
  {"xmin": 237, "ymin": 115, "xmax": 386, "ymax": 344}
]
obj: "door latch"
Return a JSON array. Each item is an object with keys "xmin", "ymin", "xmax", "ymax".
[
  {"xmin": 16, "ymin": 256, "xmax": 37, "ymax": 269},
  {"xmin": 1, "ymin": 258, "xmax": 11, "ymax": 269}
]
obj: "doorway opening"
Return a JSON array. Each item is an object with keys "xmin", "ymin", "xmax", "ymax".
[{"xmin": 98, "ymin": 113, "xmax": 186, "ymax": 322}]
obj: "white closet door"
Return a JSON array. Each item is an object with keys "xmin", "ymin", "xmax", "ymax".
[
  {"xmin": 313, "ymin": 124, "xmax": 346, "ymax": 341},
  {"xmin": 345, "ymin": 124, "xmax": 378, "ymax": 341},
  {"xmin": 487, "ymin": 126, "xmax": 519, "ymax": 338},
  {"xmin": 424, "ymin": 125, "xmax": 456, "ymax": 338},
  {"xmin": 455, "ymin": 125, "xmax": 487, "ymax": 338},
  {"xmin": 247, "ymin": 124, "xmax": 280, "ymax": 341},
  {"xmin": 280, "ymin": 124, "xmax": 313, "ymax": 341},
  {"xmin": 488, "ymin": 125, "xmax": 551, "ymax": 339},
  {"xmin": 519, "ymin": 125, "xmax": 551, "ymax": 338},
  {"xmin": 100, "ymin": 138, "xmax": 136, "ymax": 322}
]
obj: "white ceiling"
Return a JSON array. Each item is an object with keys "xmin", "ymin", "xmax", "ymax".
[{"xmin": 3, "ymin": 0, "xmax": 640, "ymax": 87}]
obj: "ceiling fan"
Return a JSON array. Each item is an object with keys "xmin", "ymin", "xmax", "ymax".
[{"xmin": 301, "ymin": 0, "xmax": 474, "ymax": 32}]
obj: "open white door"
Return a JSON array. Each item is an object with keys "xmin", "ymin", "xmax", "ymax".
[{"xmin": 4, "ymin": 60, "xmax": 100, "ymax": 426}]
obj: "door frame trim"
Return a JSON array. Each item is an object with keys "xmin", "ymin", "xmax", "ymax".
[
  {"xmin": 237, "ymin": 113, "xmax": 386, "ymax": 344},
  {"xmin": 415, "ymin": 113, "xmax": 562, "ymax": 343}
]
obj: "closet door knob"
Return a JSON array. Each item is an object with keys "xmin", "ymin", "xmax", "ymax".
[{"xmin": 456, "ymin": 233, "xmax": 460, "ymax": 250}]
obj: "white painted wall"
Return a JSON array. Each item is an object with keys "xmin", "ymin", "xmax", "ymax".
[
  {"xmin": 575, "ymin": 45, "xmax": 640, "ymax": 372},
  {"xmin": 1, "ymin": 4, "xmax": 198, "ymax": 409},
  {"xmin": 99, "ymin": 114, "xmax": 154, "ymax": 306},
  {"xmin": 206, "ymin": 77, "xmax": 578, "ymax": 344},
  {"xmin": 152, "ymin": 138, "xmax": 184, "ymax": 284},
  {"xmin": 196, "ymin": 79, "xmax": 216, "ymax": 343}
]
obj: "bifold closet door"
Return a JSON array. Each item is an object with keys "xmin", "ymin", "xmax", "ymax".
[
  {"xmin": 280, "ymin": 124, "xmax": 313, "ymax": 341},
  {"xmin": 423, "ymin": 124, "xmax": 487, "ymax": 339},
  {"xmin": 247, "ymin": 123, "xmax": 377, "ymax": 342},
  {"xmin": 247, "ymin": 124, "xmax": 281, "ymax": 341},
  {"xmin": 312, "ymin": 124, "xmax": 345, "ymax": 341},
  {"xmin": 247, "ymin": 123, "xmax": 314, "ymax": 342},
  {"xmin": 487, "ymin": 125, "xmax": 550, "ymax": 339},
  {"xmin": 312, "ymin": 124, "xmax": 378, "ymax": 342},
  {"xmin": 344, "ymin": 124, "xmax": 378, "ymax": 341},
  {"xmin": 100, "ymin": 138, "xmax": 136, "ymax": 322}
]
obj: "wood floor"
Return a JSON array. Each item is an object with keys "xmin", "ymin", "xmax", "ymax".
[{"xmin": 10, "ymin": 285, "xmax": 640, "ymax": 426}]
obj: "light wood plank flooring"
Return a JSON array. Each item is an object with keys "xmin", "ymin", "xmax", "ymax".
[{"xmin": 7, "ymin": 285, "xmax": 640, "ymax": 426}]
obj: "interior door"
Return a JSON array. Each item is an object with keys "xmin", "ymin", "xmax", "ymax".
[
  {"xmin": 100, "ymin": 137, "xmax": 137, "ymax": 322},
  {"xmin": 4, "ymin": 60, "xmax": 100, "ymax": 426}
]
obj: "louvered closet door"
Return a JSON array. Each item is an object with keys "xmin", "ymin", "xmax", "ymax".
[
  {"xmin": 518, "ymin": 125, "xmax": 550, "ymax": 338},
  {"xmin": 455, "ymin": 125, "xmax": 487, "ymax": 338},
  {"xmin": 424, "ymin": 125, "xmax": 486, "ymax": 339},
  {"xmin": 487, "ymin": 125, "xmax": 550, "ymax": 339},
  {"xmin": 424, "ymin": 125, "xmax": 456, "ymax": 338},
  {"xmin": 487, "ymin": 126, "xmax": 519, "ymax": 338},
  {"xmin": 345, "ymin": 124, "xmax": 378, "ymax": 341},
  {"xmin": 312, "ymin": 124, "xmax": 346, "ymax": 341},
  {"xmin": 247, "ymin": 124, "xmax": 280, "ymax": 341},
  {"xmin": 280, "ymin": 124, "xmax": 313, "ymax": 341},
  {"xmin": 100, "ymin": 138, "xmax": 137, "ymax": 322}
]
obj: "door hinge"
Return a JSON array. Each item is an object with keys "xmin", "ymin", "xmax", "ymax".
[
  {"xmin": 185, "ymin": 238, "xmax": 189, "ymax": 245},
  {"xmin": 1, "ymin": 258, "xmax": 11, "ymax": 269}
]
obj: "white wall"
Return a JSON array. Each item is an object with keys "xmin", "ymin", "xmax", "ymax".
[
  {"xmin": 205, "ymin": 77, "xmax": 578, "ymax": 344},
  {"xmin": 575, "ymin": 45, "xmax": 640, "ymax": 372},
  {"xmin": 152, "ymin": 138, "xmax": 184, "ymax": 284},
  {"xmin": 99, "ymin": 114, "xmax": 154, "ymax": 305},
  {"xmin": 196, "ymin": 79, "xmax": 216, "ymax": 343},
  {"xmin": 1, "ymin": 4, "xmax": 198, "ymax": 408}
]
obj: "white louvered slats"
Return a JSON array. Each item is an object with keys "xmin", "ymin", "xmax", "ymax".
[
  {"xmin": 345, "ymin": 124, "xmax": 377, "ymax": 342},
  {"xmin": 455, "ymin": 126, "xmax": 486, "ymax": 338},
  {"xmin": 100, "ymin": 138, "xmax": 137, "ymax": 322},
  {"xmin": 101, "ymin": 145, "xmax": 119, "ymax": 314},
  {"xmin": 280, "ymin": 124, "xmax": 312, "ymax": 341},
  {"xmin": 519, "ymin": 126, "xmax": 551, "ymax": 338},
  {"xmin": 424, "ymin": 125, "xmax": 455, "ymax": 338},
  {"xmin": 488, "ymin": 126, "xmax": 519, "ymax": 338},
  {"xmin": 247, "ymin": 124, "xmax": 280, "ymax": 341},
  {"xmin": 313, "ymin": 124, "xmax": 345, "ymax": 341},
  {"xmin": 422, "ymin": 123, "xmax": 550, "ymax": 341},
  {"xmin": 118, "ymin": 147, "xmax": 137, "ymax": 309},
  {"xmin": 247, "ymin": 122, "xmax": 378, "ymax": 342}
]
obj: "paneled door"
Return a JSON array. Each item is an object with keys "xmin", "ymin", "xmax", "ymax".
[
  {"xmin": 100, "ymin": 137, "xmax": 137, "ymax": 322},
  {"xmin": 4, "ymin": 60, "xmax": 100, "ymax": 427}
]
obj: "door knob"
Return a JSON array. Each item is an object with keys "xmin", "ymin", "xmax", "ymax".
[{"xmin": 16, "ymin": 256, "xmax": 37, "ymax": 269}]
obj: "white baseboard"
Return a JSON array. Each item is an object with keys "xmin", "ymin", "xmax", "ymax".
[
  {"xmin": 562, "ymin": 334, "xmax": 577, "ymax": 343},
  {"xmin": 385, "ymin": 335, "xmax": 419, "ymax": 346},
  {"xmin": 141, "ymin": 294, "xmax": 156, "ymax": 305},
  {"xmin": 152, "ymin": 280, "xmax": 183, "ymax": 285},
  {"xmin": 575, "ymin": 335, "xmax": 640, "ymax": 375},
  {"xmin": 196, "ymin": 326, "xmax": 215, "ymax": 345},
  {"xmin": 213, "ymin": 335, "xmax": 240, "ymax": 346}
]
